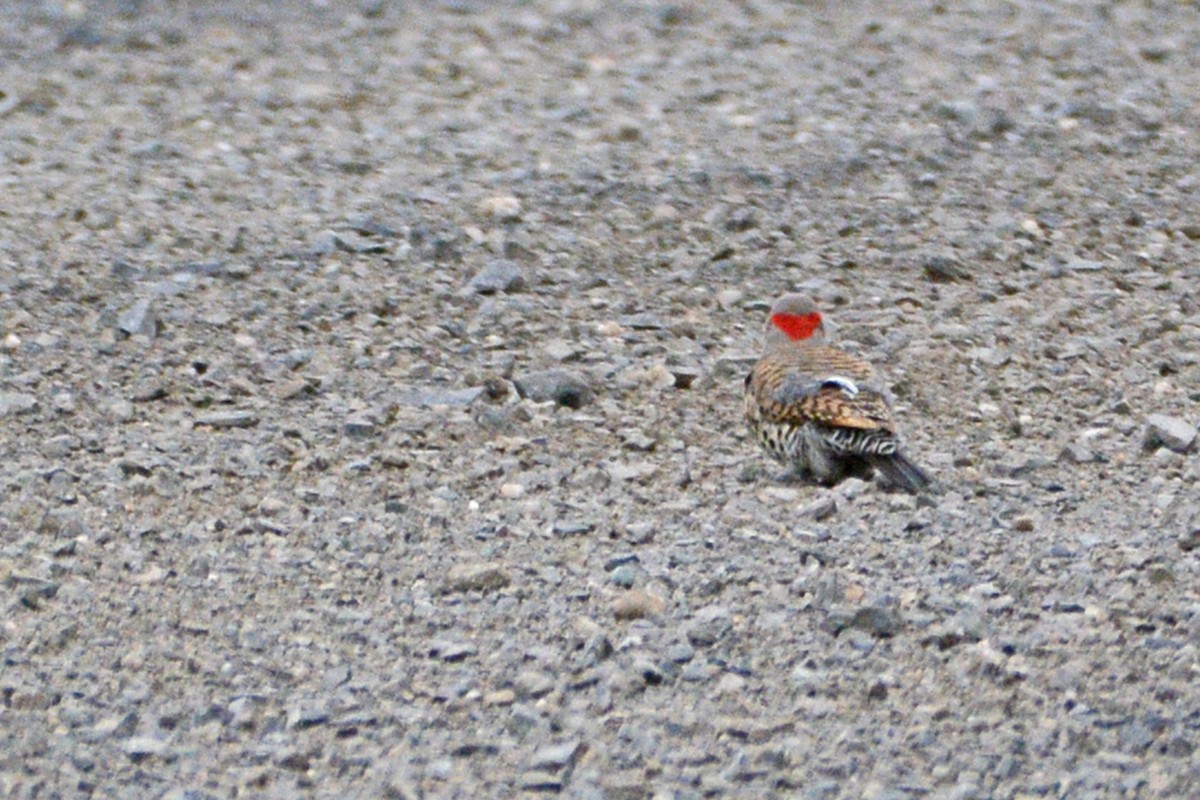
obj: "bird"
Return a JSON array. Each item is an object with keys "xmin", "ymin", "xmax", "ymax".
[{"xmin": 743, "ymin": 293, "xmax": 931, "ymax": 493}]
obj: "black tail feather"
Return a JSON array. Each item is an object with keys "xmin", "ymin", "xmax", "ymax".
[{"xmin": 870, "ymin": 451, "xmax": 931, "ymax": 494}]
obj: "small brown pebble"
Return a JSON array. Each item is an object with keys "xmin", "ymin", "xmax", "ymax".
[
  {"xmin": 612, "ymin": 589, "xmax": 666, "ymax": 620},
  {"xmin": 442, "ymin": 563, "xmax": 511, "ymax": 594}
]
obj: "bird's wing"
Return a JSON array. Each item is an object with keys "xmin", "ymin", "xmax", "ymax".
[{"xmin": 760, "ymin": 377, "xmax": 895, "ymax": 432}]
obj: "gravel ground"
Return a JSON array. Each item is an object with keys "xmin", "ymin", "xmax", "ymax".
[{"xmin": 2, "ymin": 1, "xmax": 1199, "ymax": 798}]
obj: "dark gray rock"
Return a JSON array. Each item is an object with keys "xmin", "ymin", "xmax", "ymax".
[{"xmin": 513, "ymin": 370, "xmax": 594, "ymax": 408}]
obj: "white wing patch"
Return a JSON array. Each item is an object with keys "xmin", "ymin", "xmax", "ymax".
[
  {"xmin": 771, "ymin": 374, "xmax": 861, "ymax": 405},
  {"xmin": 820, "ymin": 375, "xmax": 859, "ymax": 397}
]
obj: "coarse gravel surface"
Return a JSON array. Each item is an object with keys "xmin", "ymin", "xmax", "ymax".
[{"xmin": 2, "ymin": 1, "xmax": 1200, "ymax": 798}]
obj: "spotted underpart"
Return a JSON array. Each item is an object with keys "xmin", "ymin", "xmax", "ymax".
[{"xmin": 744, "ymin": 393, "xmax": 893, "ymax": 485}]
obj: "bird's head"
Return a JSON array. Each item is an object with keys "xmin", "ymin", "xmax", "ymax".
[{"xmin": 765, "ymin": 293, "xmax": 825, "ymax": 348}]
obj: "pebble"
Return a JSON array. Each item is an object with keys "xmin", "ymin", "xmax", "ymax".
[
  {"xmin": 275, "ymin": 376, "xmax": 315, "ymax": 400},
  {"xmin": 552, "ymin": 519, "xmax": 595, "ymax": 537},
  {"xmin": 530, "ymin": 740, "xmax": 584, "ymax": 772},
  {"xmin": 619, "ymin": 429, "xmax": 657, "ymax": 451},
  {"xmin": 513, "ymin": 669, "xmax": 555, "ymax": 699},
  {"xmin": 123, "ymin": 736, "xmax": 167, "ymax": 760},
  {"xmin": 117, "ymin": 297, "xmax": 157, "ymax": 337},
  {"xmin": 0, "ymin": 392, "xmax": 37, "ymax": 416},
  {"xmin": 518, "ymin": 771, "xmax": 564, "ymax": 792},
  {"xmin": 1179, "ymin": 529, "xmax": 1200, "ymax": 552},
  {"xmin": 608, "ymin": 565, "xmax": 642, "ymax": 588},
  {"xmin": 430, "ymin": 640, "xmax": 477, "ymax": 662},
  {"xmin": 43, "ymin": 434, "xmax": 81, "ymax": 457},
  {"xmin": 618, "ymin": 313, "xmax": 666, "ymax": 330},
  {"xmin": 686, "ymin": 606, "xmax": 733, "ymax": 646},
  {"xmin": 129, "ymin": 380, "xmax": 167, "ymax": 403},
  {"xmin": 825, "ymin": 605, "xmax": 903, "ymax": 638},
  {"xmin": 467, "ymin": 259, "xmax": 526, "ymax": 294},
  {"xmin": 923, "ymin": 254, "xmax": 970, "ymax": 282},
  {"xmin": 1143, "ymin": 414, "xmax": 1197, "ymax": 454},
  {"xmin": 442, "ymin": 563, "xmax": 511, "ymax": 594},
  {"xmin": 712, "ymin": 355, "xmax": 757, "ymax": 379},
  {"xmin": 343, "ymin": 416, "xmax": 376, "ymax": 437},
  {"xmin": 668, "ymin": 365, "xmax": 701, "ymax": 389},
  {"xmin": 1059, "ymin": 442, "xmax": 1099, "ymax": 464},
  {"xmin": 484, "ymin": 689, "xmax": 516, "ymax": 706},
  {"xmin": 513, "ymin": 370, "xmax": 594, "ymax": 408},
  {"xmin": 287, "ymin": 705, "xmax": 330, "ymax": 729},
  {"xmin": 624, "ymin": 522, "xmax": 656, "ymax": 544},
  {"xmin": 311, "ymin": 229, "xmax": 348, "ymax": 255},
  {"xmin": 477, "ymin": 195, "xmax": 522, "ymax": 221},
  {"xmin": 195, "ymin": 410, "xmax": 259, "ymax": 429},
  {"xmin": 800, "ymin": 496, "xmax": 838, "ymax": 521},
  {"xmin": 612, "ymin": 589, "xmax": 666, "ymax": 620},
  {"xmin": 604, "ymin": 461, "xmax": 656, "ymax": 482},
  {"xmin": 395, "ymin": 386, "xmax": 486, "ymax": 408},
  {"xmin": 666, "ymin": 643, "xmax": 695, "ymax": 663}
]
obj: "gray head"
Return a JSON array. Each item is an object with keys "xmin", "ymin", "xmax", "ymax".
[{"xmin": 763, "ymin": 293, "xmax": 826, "ymax": 350}]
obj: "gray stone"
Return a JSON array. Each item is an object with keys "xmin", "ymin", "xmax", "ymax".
[
  {"xmin": 117, "ymin": 297, "xmax": 157, "ymax": 337},
  {"xmin": 608, "ymin": 565, "xmax": 641, "ymax": 588},
  {"xmin": 468, "ymin": 259, "xmax": 525, "ymax": 294},
  {"xmin": 923, "ymin": 255, "xmax": 970, "ymax": 282},
  {"xmin": 312, "ymin": 229, "xmax": 347, "ymax": 255},
  {"xmin": 1144, "ymin": 414, "xmax": 1197, "ymax": 454},
  {"xmin": 617, "ymin": 313, "xmax": 665, "ymax": 330},
  {"xmin": 442, "ymin": 563, "xmax": 511, "ymax": 593},
  {"xmin": 514, "ymin": 669, "xmax": 555, "ymax": 699},
  {"xmin": 518, "ymin": 771, "xmax": 564, "ymax": 792},
  {"xmin": 712, "ymin": 355, "xmax": 758, "ymax": 379},
  {"xmin": 160, "ymin": 789, "xmax": 221, "ymax": 800},
  {"xmin": 530, "ymin": 740, "xmax": 584, "ymax": 772},
  {"xmin": 686, "ymin": 606, "xmax": 733, "ymax": 647},
  {"xmin": 513, "ymin": 370, "xmax": 594, "ymax": 408},
  {"xmin": 195, "ymin": 411, "xmax": 259, "ymax": 429},
  {"xmin": 800, "ymin": 496, "xmax": 837, "ymax": 521},
  {"xmin": 669, "ymin": 365, "xmax": 702, "ymax": 389},
  {"xmin": 429, "ymin": 640, "xmax": 477, "ymax": 662},
  {"xmin": 124, "ymin": 736, "xmax": 168, "ymax": 759},
  {"xmin": 287, "ymin": 705, "xmax": 330, "ymax": 729},
  {"xmin": 666, "ymin": 643, "xmax": 695, "ymax": 663},
  {"xmin": 43, "ymin": 434, "xmax": 81, "ymax": 456},
  {"xmin": 553, "ymin": 519, "xmax": 596, "ymax": 537},
  {"xmin": 395, "ymin": 386, "xmax": 485, "ymax": 408},
  {"xmin": 850, "ymin": 606, "xmax": 903, "ymax": 637},
  {"xmin": 1059, "ymin": 442, "xmax": 1099, "ymax": 464},
  {"xmin": 0, "ymin": 392, "xmax": 37, "ymax": 417},
  {"xmin": 344, "ymin": 416, "xmax": 376, "ymax": 437}
]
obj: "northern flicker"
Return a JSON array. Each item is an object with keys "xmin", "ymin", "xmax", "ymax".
[{"xmin": 744, "ymin": 293, "xmax": 931, "ymax": 493}]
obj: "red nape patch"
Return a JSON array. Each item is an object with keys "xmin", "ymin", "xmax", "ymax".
[{"xmin": 771, "ymin": 312, "xmax": 822, "ymax": 340}]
